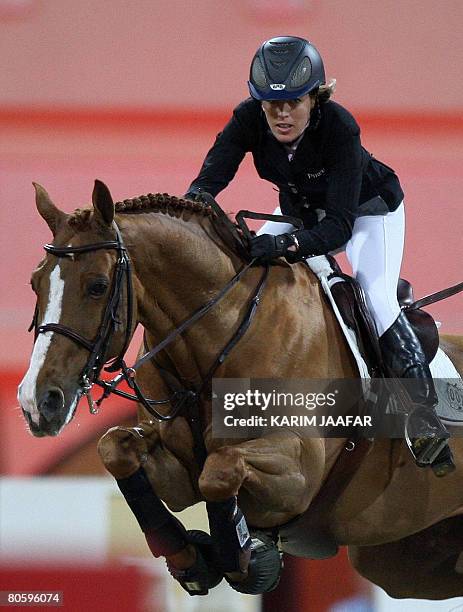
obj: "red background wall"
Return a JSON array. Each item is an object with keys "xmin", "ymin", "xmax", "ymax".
[
  {"xmin": 0, "ymin": 5, "xmax": 462, "ymax": 610},
  {"xmin": 1, "ymin": 0, "xmax": 462, "ymax": 112}
]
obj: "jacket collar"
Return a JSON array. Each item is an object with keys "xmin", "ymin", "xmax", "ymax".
[
  {"xmin": 291, "ymin": 131, "xmax": 317, "ymax": 172},
  {"xmin": 260, "ymin": 104, "xmax": 319, "ymax": 177}
]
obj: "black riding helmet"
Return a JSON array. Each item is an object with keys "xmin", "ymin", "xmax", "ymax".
[{"xmin": 248, "ymin": 36, "xmax": 325, "ymax": 101}]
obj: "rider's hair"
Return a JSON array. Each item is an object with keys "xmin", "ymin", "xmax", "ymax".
[{"xmin": 312, "ymin": 78, "xmax": 337, "ymax": 103}]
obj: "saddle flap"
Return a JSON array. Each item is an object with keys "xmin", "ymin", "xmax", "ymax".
[
  {"xmin": 329, "ymin": 280, "xmax": 379, "ymax": 371},
  {"xmin": 325, "ymin": 255, "xmax": 381, "ymax": 370},
  {"xmin": 328, "ymin": 274, "xmax": 439, "ymax": 374}
]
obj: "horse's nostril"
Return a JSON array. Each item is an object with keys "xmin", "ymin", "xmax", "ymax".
[{"xmin": 38, "ymin": 387, "xmax": 65, "ymax": 422}]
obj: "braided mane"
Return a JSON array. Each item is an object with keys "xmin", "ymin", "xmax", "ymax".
[
  {"xmin": 65, "ymin": 192, "xmax": 247, "ymax": 261},
  {"xmin": 67, "ymin": 193, "xmax": 214, "ymax": 231},
  {"xmin": 115, "ymin": 192, "xmax": 214, "ymax": 217}
]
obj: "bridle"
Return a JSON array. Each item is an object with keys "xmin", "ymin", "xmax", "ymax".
[
  {"xmin": 31, "ymin": 220, "xmax": 268, "ymax": 443},
  {"xmin": 32, "ymin": 223, "xmax": 134, "ymax": 413}
]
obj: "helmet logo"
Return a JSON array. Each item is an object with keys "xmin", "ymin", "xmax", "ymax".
[{"xmin": 270, "ymin": 83, "xmax": 286, "ymax": 90}]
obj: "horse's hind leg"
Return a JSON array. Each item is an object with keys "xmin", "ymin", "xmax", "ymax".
[
  {"xmin": 349, "ymin": 515, "xmax": 463, "ymax": 599},
  {"xmin": 97, "ymin": 424, "xmax": 222, "ymax": 595}
]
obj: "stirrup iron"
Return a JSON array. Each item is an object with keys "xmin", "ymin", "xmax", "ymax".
[{"xmin": 405, "ymin": 406, "xmax": 450, "ymax": 466}]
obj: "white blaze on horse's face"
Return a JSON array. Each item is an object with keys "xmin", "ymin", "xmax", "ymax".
[{"xmin": 17, "ymin": 263, "xmax": 65, "ymax": 425}]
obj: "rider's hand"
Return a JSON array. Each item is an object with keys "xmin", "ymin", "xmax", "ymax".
[
  {"xmin": 250, "ymin": 232, "xmax": 297, "ymax": 261},
  {"xmin": 182, "ymin": 190, "xmax": 213, "ymax": 204}
]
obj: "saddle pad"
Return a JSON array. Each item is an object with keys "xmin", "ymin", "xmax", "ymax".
[
  {"xmin": 430, "ymin": 349, "xmax": 463, "ymax": 425},
  {"xmin": 306, "ymin": 256, "xmax": 370, "ymax": 378}
]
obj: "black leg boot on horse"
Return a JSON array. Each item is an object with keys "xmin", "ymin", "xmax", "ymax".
[
  {"xmin": 379, "ymin": 312, "xmax": 455, "ymax": 477},
  {"xmin": 117, "ymin": 467, "xmax": 223, "ymax": 595},
  {"xmin": 207, "ymin": 497, "xmax": 283, "ymax": 594}
]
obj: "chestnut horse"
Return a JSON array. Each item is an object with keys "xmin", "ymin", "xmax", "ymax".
[{"xmin": 18, "ymin": 180, "xmax": 463, "ymax": 600}]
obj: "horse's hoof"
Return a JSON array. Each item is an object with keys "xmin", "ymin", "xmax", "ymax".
[
  {"xmin": 226, "ymin": 529, "xmax": 283, "ymax": 595},
  {"xmin": 167, "ymin": 530, "xmax": 223, "ymax": 596}
]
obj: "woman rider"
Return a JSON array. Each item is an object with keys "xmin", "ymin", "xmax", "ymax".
[{"xmin": 184, "ymin": 36, "xmax": 454, "ymax": 475}]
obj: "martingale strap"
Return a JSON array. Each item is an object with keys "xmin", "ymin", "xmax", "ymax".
[
  {"xmin": 198, "ymin": 264, "xmax": 269, "ymax": 396},
  {"xmin": 144, "ymin": 263, "xmax": 268, "ymax": 467}
]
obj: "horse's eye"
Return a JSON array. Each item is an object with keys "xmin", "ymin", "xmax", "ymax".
[{"xmin": 87, "ymin": 280, "xmax": 109, "ymax": 298}]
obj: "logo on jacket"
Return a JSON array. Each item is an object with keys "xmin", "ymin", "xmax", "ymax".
[
  {"xmin": 270, "ymin": 83, "xmax": 286, "ymax": 90},
  {"xmin": 307, "ymin": 168, "xmax": 326, "ymax": 179}
]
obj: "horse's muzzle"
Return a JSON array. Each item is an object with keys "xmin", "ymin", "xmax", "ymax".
[{"xmin": 31, "ymin": 387, "xmax": 66, "ymax": 436}]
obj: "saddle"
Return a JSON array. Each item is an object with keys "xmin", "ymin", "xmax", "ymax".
[{"xmin": 324, "ymin": 256, "xmax": 440, "ymax": 376}]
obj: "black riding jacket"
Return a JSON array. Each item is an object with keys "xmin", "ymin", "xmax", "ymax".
[{"xmin": 187, "ymin": 98, "xmax": 404, "ymax": 255}]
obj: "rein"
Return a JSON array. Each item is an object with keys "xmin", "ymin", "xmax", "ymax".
[
  {"xmin": 32, "ymin": 220, "xmax": 267, "ymax": 429},
  {"xmin": 94, "ymin": 256, "xmax": 266, "ymax": 423}
]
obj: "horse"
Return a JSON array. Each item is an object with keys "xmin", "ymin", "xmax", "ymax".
[{"xmin": 18, "ymin": 179, "xmax": 463, "ymax": 600}]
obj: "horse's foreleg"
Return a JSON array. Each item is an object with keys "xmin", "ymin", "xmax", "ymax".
[
  {"xmin": 200, "ymin": 432, "xmax": 324, "ymax": 521},
  {"xmin": 199, "ymin": 432, "xmax": 324, "ymax": 590},
  {"xmin": 349, "ymin": 515, "xmax": 463, "ymax": 599},
  {"xmin": 196, "ymin": 445, "xmax": 251, "ymax": 581},
  {"xmin": 97, "ymin": 426, "xmax": 195, "ymax": 571}
]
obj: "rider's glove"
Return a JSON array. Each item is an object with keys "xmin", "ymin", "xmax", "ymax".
[
  {"xmin": 250, "ymin": 232, "xmax": 298, "ymax": 262},
  {"xmin": 182, "ymin": 189, "xmax": 212, "ymax": 204}
]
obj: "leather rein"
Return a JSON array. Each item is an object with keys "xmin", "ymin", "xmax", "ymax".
[{"xmin": 31, "ymin": 221, "xmax": 268, "ymax": 430}]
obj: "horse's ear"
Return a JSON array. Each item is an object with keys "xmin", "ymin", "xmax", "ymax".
[
  {"xmin": 92, "ymin": 179, "xmax": 115, "ymax": 227},
  {"xmin": 33, "ymin": 182, "xmax": 67, "ymax": 236}
]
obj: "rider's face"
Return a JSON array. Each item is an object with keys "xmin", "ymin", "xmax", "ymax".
[{"xmin": 261, "ymin": 94, "xmax": 315, "ymax": 144}]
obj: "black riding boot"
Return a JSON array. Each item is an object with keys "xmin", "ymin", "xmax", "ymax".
[{"xmin": 379, "ymin": 312, "xmax": 455, "ymax": 476}]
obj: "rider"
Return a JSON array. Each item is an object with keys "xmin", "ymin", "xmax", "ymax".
[{"xmin": 184, "ymin": 35, "xmax": 454, "ymax": 475}]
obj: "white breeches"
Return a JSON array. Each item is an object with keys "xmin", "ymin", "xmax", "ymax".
[{"xmin": 257, "ymin": 203, "xmax": 405, "ymax": 337}]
